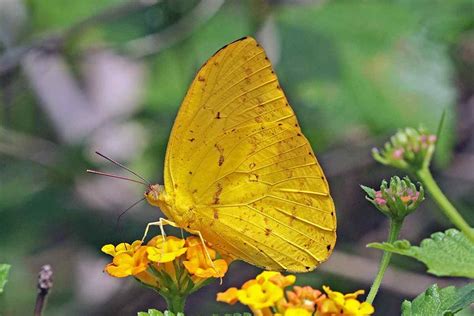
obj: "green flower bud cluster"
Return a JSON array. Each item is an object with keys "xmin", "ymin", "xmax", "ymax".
[
  {"xmin": 362, "ymin": 176, "xmax": 424, "ymax": 221},
  {"xmin": 372, "ymin": 127, "xmax": 436, "ymax": 172}
]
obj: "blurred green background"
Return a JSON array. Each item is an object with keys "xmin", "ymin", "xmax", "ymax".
[{"xmin": 1, "ymin": 0, "xmax": 473, "ymax": 315}]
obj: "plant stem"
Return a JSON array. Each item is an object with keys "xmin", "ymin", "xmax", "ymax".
[
  {"xmin": 34, "ymin": 265, "xmax": 53, "ymax": 316},
  {"xmin": 366, "ymin": 219, "xmax": 402, "ymax": 304},
  {"xmin": 415, "ymin": 168, "xmax": 474, "ymax": 242},
  {"xmin": 164, "ymin": 293, "xmax": 186, "ymax": 313}
]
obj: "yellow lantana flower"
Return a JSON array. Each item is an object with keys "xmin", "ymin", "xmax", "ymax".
[
  {"xmin": 237, "ymin": 280, "xmax": 284, "ymax": 310},
  {"xmin": 317, "ymin": 286, "xmax": 375, "ymax": 316},
  {"xmin": 103, "ymin": 234, "xmax": 231, "ymax": 313},
  {"xmin": 217, "ymin": 273, "xmax": 285, "ymax": 316},
  {"xmin": 103, "ymin": 245, "xmax": 148, "ymax": 276},
  {"xmin": 102, "ymin": 241, "xmax": 159, "ymax": 286},
  {"xmin": 146, "ymin": 235, "xmax": 187, "ymax": 263},
  {"xmin": 182, "ymin": 236, "xmax": 228, "ymax": 279},
  {"xmin": 101, "ymin": 240, "xmax": 142, "ymax": 257},
  {"xmin": 217, "ymin": 271, "xmax": 295, "ymax": 315}
]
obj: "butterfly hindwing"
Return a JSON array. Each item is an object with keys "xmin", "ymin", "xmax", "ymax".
[{"xmin": 164, "ymin": 37, "xmax": 336, "ymax": 272}]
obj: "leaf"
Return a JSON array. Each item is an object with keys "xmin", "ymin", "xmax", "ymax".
[
  {"xmin": 29, "ymin": 0, "xmax": 118, "ymax": 32},
  {"xmin": 401, "ymin": 283, "xmax": 474, "ymax": 316},
  {"xmin": 0, "ymin": 264, "xmax": 11, "ymax": 294},
  {"xmin": 368, "ymin": 229, "xmax": 474, "ymax": 278},
  {"xmin": 137, "ymin": 310, "xmax": 185, "ymax": 316}
]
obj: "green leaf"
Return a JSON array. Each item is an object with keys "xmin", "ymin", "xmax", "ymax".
[
  {"xmin": 0, "ymin": 264, "xmax": 11, "ymax": 294},
  {"xmin": 137, "ymin": 310, "xmax": 185, "ymax": 316},
  {"xmin": 368, "ymin": 229, "xmax": 474, "ymax": 278},
  {"xmin": 28, "ymin": 0, "xmax": 120, "ymax": 32},
  {"xmin": 401, "ymin": 283, "xmax": 474, "ymax": 316}
]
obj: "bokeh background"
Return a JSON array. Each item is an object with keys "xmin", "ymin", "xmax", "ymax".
[{"xmin": 1, "ymin": 0, "xmax": 473, "ymax": 315}]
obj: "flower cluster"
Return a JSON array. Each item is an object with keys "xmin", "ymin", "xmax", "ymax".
[
  {"xmin": 102, "ymin": 235, "xmax": 228, "ymax": 300},
  {"xmin": 372, "ymin": 127, "xmax": 437, "ymax": 172},
  {"xmin": 217, "ymin": 271, "xmax": 374, "ymax": 316},
  {"xmin": 362, "ymin": 176, "xmax": 424, "ymax": 220}
]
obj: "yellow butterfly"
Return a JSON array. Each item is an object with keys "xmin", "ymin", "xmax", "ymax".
[{"xmin": 140, "ymin": 36, "xmax": 336, "ymax": 272}]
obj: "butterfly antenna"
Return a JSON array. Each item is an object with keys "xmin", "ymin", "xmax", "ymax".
[
  {"xmin": 95, "ymin": 151, "xmax": 151, "ymax": 185},
  {"xmin": 115, "ymin": 197, "xmax": 146, "ymax": 231},
  {"xmin": 86, "ymin": 169, "xmax": 148, "ymax": 186}
]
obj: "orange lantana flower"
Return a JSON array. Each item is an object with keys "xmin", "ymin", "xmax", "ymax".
[
  {"xmin": 102, "ymin": 241, "xmax": 158, "ymax": 287},
  {"xmin": 183, "ymin": 236, "xmax": 228, "ymax": 280},
  {"xmin": 317, "ymin": 286, "xmax": 374, "ymax": 316},
  {"xmin": 283, "ymin": 285, "xmax": 324, "ymax": 312}
]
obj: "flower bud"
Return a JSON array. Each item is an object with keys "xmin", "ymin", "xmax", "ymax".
[
  {"xmin": 362, "ymin": 176, "xmax": 424, "ymax": 220},
  {"xmin": 372, "ymin": 127, "xmax": 436, "ymax": 172}
]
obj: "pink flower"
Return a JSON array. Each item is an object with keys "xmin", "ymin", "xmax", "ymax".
[{"xmin": 392, "ymin": 148, "xmax": 404, "ymax": 159}]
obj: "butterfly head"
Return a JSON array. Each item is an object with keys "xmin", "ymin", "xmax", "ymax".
[{"xmin": 145, "ymin": 184, "xmax": 166, "ymax": 208}]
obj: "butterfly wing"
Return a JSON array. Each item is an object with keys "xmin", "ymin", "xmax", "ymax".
[{"xmin": 163, "ymin": 37, "xmax": 336, "ymax": 272}]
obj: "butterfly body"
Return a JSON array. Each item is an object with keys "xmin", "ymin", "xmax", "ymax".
[{"xmin": 145, "ymin": 37, "xmax": 336, "ymax": 272}]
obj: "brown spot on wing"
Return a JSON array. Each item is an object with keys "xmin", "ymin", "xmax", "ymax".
[
  {"xmin": 215, "ymin": 143, "xmax": 225, "ymax": 166},
  {"xmin": 213, "ymin": 183, "xmax": 223, "ymax": 205}
]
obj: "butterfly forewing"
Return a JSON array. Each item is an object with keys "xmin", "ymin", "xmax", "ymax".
[{"xmin": 164, "ymin": 37, "xmax": 336, "ymax": 272}]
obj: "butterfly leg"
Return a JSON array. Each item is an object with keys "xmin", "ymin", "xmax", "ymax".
[
  {"xmin": 141, "ymin": 217, "xmax": 174, "ymax": 243},
  {"xmin": 141, "ymin": 219, "xmax": 220, "ymax": 281},
  {"xmin": 171, "ymin": 223, "xmax": 221, "ymax": 282},
  {"xmin": 155, "ymin": 219, "xmax": 217, "ymax": 271}
]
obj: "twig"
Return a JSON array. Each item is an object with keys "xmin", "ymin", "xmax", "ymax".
[
  {"xmin": 0, "ymin": 0, "xmax": 160, "ymax": 75},
  {"xmin": 34, "ymin": 265, "xmax": 53, "ymax": 316},
  {"xmin": 124, "ymin": 0, "xmax": 225, "ymax": 58}
]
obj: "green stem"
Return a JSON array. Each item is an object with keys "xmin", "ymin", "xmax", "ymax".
[
  {"xmin": 415, "ymin": 168, "xmax": 474, "ymax": 242},
  {"xmin": 366, "ymin": 219, "xmax": 402, "ymax": 304},
  {"xmin": 163, "ymin": 293, "xmax": 186, "ymax": 313}
]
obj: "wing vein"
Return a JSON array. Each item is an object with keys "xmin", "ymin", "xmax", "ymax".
[
  {"xmin": 266, "ymin": 195, "xmax": 333, "ymax": 213},
  {"xmin": 197, "ymin": 211, "xmax": 290, "ymax": 269},
  {"xmin": 218, "ymin": 78, "xmax": 278, "ymax": 114},
  {"xmin": 244, "ymin": 204, "xmax": 324, "ymax": 245},
  {"xmin": 214, "ymin": 50, "xmax": 265, "ymax": 90},
  {"xmin": 245, "ymin": 152, "xmax": 314, "ymax": 173},
  {"xmin": 269, "ymin": 175, "xmax": 324, "ymax": 186},
  {"xmin": 274, "ymin": 188, "xmax": 329, "ymax": 197},
  {"xmin": 210, "ymin": 63, "xmax": 272, "ymax": 106},
  {"xmin": 274, "ymin": 206, "xmax": 334, "ymax": 232},
  {"xmin": 222, "ymin": 206, "xmax": 322, "ymax": 262},
  {"xmin": 258, "ymin": 162, "xmax": 317, "ymax": 176},
  {"xmin": 196, "ymin": 129, "xmax": 294, "ymax": 198}
]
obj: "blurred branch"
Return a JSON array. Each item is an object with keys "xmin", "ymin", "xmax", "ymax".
[
  {"xmin": 124, "ymin": 0, "xmax": 225, "ymax": 58},
  {"xmin": 0, "ymin": 126, "xmax": 59, "ymax": 166},
  {"xmin": 0, "ymin": 0, "xmax": 160, "ymax": 75}
]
